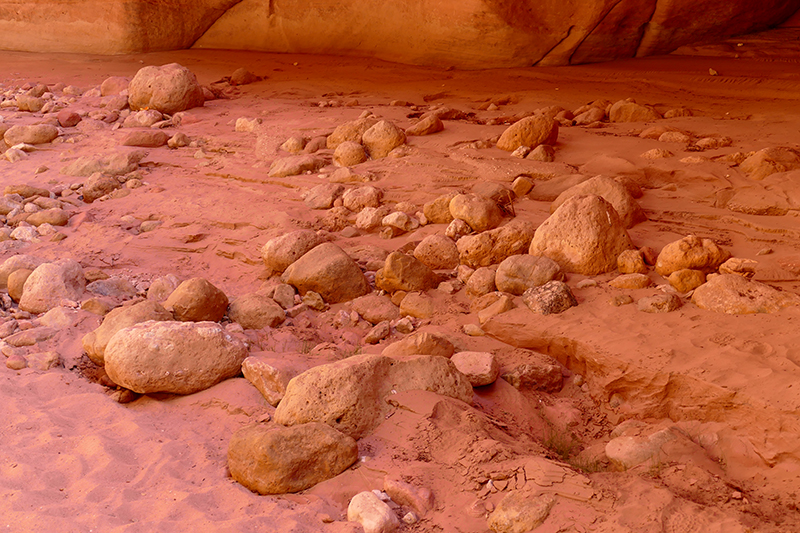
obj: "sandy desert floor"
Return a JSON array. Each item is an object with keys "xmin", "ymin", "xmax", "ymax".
[{"xmin": 2, "ymin": 25, "xmax": 800, "ymax": 533}]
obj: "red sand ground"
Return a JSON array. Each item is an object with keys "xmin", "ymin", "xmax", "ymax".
[{"xmin": 1, "ymin": 39, "xmax": 800, "ymax": 532}]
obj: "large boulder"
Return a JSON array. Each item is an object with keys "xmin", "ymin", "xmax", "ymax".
[
  {"xmin": 128, "ymin": 63, "xmax": 205, "ymax": 114},
  {"xmin": 457, "ymin": 220, "xmax": 537, "ymax": 269},
  {"xmin": 529, "ymin": 195, "xmax": 634, "ymax": 275},
  {"xmin": 4, "ymin": 124, "xmax": 59, "ymax": 146},
  {"xmin": 375, "ymin": 252, "xmax": 441, "ymax": 293},
  {"xmin": 274, "ymin": 352, "xmax": 472, "ymax": 439},
  {"xmin": 104, "ymin": 320, "xmax": 248, "ymax": 394},
  {"xmin": 414, "ymin": 234, "xmax": 460, "ymax": 270},
  {"xmin": 281, "ymin": 242, "xmax": 369, "ymax": 303},
  {"xmin": 163, "ymin": 277, "xmax": 229, "ymax": 322},
  {"xmin": 0, "ymin": 254, "xmax": 44, "ymax": 289},
  {"xmin": 495, "ymin": 255, "xmax": 563, "ymax": 295},
  {"xmin": 692, "ymin": 274, "xmax": 800, "ymax": 314},
  {"xmin": 227, "ymin": 293, "xmax": 285, "ymax": 329},
  {"xmin": 19, "ymin": 259, "xmax": 86, "ymax": 314},
  {"xmin": 496, "ymin": 115, "xmax": 558, "ymax": 152},
  {"xmin": 326, "ymin": 117, "xmax": 379, "ymax": 149},
  {"xmin": 551, "ymin": 175, "xmax": 646, "ymax": 228},
  {"xmin": 449, "ymin": 194, "xmax": 503, "ymax": 232},
  {"xmin": 228, "ymin": 422, "xmax": 358, "ymax": 494},
  {"xmin": 361, "ymin": 120, "xmax": 405, "ymax": 159},
  {"xmin": 82, "ymin": 300, "xmax": 173, "ymax": 366},
  {"xmin": 261, "ymin": 229, "xmax": 323, "ymax": 274},
  {"xmin": 655, "ymin": 235, "xmax": 731, "ymax": 277}
]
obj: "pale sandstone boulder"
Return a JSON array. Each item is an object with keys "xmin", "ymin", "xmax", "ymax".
[
  {"xmin": 692, "ymin": 274, "xmax": 800, "ymax": 314},
  {"xmin": 261, "ymin": 229, "xmax": 323, "ymax": 274},
  {"xmin": 268, "ymin": 154, "xmax": 325, "ymax": 177},
  {"xmin": 495, "ymin": 255, "xmax": 563, "ymax": 295},
  {"xmin": 100, "ymin": 76, "xmax": 130, "ymax": 96},
  {"xmin": 383, "ymin": 478, "xmax": 435, "ymax": 518},
  {"xmin": 413, "ymin": 234, "xmax": 459, "ymax": 270},
  {"xmin": 637, "ymin": 293, "xmax": 682, "ymax": 313},
  {"xmin": 381, "ymin": 211, "xmax": 419, "ymax": 233},
  {"xmin": 343, "ymin": 185, "xmax": 383, "ymax": 212},
  {"xmin": 451, "ymin": 351, "xmax": 500, "ymax": 387},
  {"xmin": 617, "ymin": 249, "xmax": 648, "ymax": 274},
  {"xmin": 0, "ymin": 254, "xmax": 44, "ymax": 288},
  {"xmin": 501, "ymin": 355, "xmax": 563, "ymax": 393},
  {"xmin": 163, "ymin": 277, "xmax": 229, "ymax": 322},
  {"xmin": 488, "ymin": 492, "xmax": 555, "ymax": 533},
  {"xmin": 496, "ymin": 116, "xmax": 558, "ymax": 152},
  {"xmin": 423, "ymin": 193, "xmax": 456, "ymax": 224},
  {"xmin": 551, "ymin": 175, "xmax": 646, "ymax": 228},
  {"xmin": 104, "ymin": 320, "xmax": 248, "ymax": 394},
  {"xmin": 121, "ymin": 130, "xmax": 169, "ymax": 147},
  {"xmin": 668, "ymin": 269, "xmax": 706, "ymax": 292},
  {"xmin": 355, "ymin": 206, "xmax": 391, "ymax": 231},
  {"xmin": 739, "ymin": 147, "xmax": 800, "ymax": 181},
  {"xmin": 399, "ymin": 291, "xmax": 435, "ymax": 319},
  {"xmin": 26, "ymin": 208, "xmax": 70, "ymax": 227},
  {"xmin": 304, "ymin": 183, "xmax": 345, "ymax": 210},
  {"xmin": 529, "ymin": 195, "xmax": 634, "ymax": 275},
  {"xmin": 608, "ymin": 273, "xmax": 652, "ymax": 290},
  {"xmin": 375, "ymin": 252, "xmax": 441, "ymax": 293},
  {"xmin": 608, "ymin": 100, "xmax": 661, "ymax": 122},
  {"xmin": 334, "ymin": 140, "xmax": 367, "ymax": 166},
  {"xmin": 655, "ymin": 235, "xmax": 731, "ymax": 277},
  {"xmin": 82, "ymin": 300, "xmax": 172, "ymax": 366},
  {"xmin": 457, "ymin": 220, "xmax": 537, "ymax": 269},
  {"xmin": 327, "ymin": 117, "xmax": 379, "ymax": 149},
  {"xmin": 350, "ymin": 293, "xmax": 400, "ymax": 325},
  {"xmin": 274, "ymin": 352, "xmax": 471, "ymax": 439},
  {"xmin": 147, "ymin": 274, "xmax": 181, "ymax": 302},
  {"xmin": 241, "ymin": 353, "xmax": 307, "ymax": 406},
  {"xmin": 128, "ymin": 63, "xmax": 204, "ymax": 115},
  {"xmin": 381, "ymin": 331, "xmax": 455, "ymax": 358},
  {"xmin": 228, "ymin": 293, "xmax": 285, "ymax": 329},
  {"xmin": 228, "ymin": 422, "xmax": 358, "ymax": 494},
  {"xmin": 406, "ymin": 115, "xmax": 444, "ymax": 136},
  {"xmin": 281, "ymin": 242, "xmax": 369, "ymax": 303},
  {"xmin": 362, "ymin": 120, "xmax": 406, "ymax": 159},
  {"xmin": 522, "ymin": 280, "xmax": 577, "ymax": 315},
  {"xmin": 4, "ymin": 124, "xmax": 59, "ymax": 146},
  {"xmin": 61, "ymin": 150, "xmax": 146, "ymax": 178},
  {"xmin": 15, "ymin": 94, "xmax": 44, "ymax": 113},
  {"xmin": 7, "ymin": 269, "xmax": 32, "ymax": 303},
  {"xmin": 348, "ymin": 491, "xmax": 400, "ymax": 533},
  {"xmin": 19, "ymin": 259, "xmax": 86, "ymax": 314},
  {"xmin": 449, "ymin": 193, "xmax": 503, "ymax": 232},
  {"xmin": 82, "ymin": 173, "xmax": 122, "ymax": 203},
  {"xmin": 477, "ymin": 293, "xmax": 515, "ymax": 325}
]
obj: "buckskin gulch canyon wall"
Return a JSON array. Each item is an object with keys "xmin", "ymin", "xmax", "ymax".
[{"xmin": 3, "ymin": 2, "xmax": 800, "ymax": 533}]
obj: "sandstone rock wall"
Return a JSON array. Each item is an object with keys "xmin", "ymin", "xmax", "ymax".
[{"xmin": 0, "ymin": 0, "xmax": 798, "ymax": 66}]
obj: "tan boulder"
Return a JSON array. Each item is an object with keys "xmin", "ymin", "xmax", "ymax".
[
  {"xmin": 228, "ymin": 422, "xmax": 358, "ymax": 494},
  {"xmin": 19, "ymin": 259, "xmax": 86, "ymax": 314},
  {"xmin": 268, "ymin": 154, "xmax": 325, "ymax": 177},
  {"xmin": 422, "ymin": 193, "xmax": 456, "ymax": 224},
  {"xmin": 413, "ymin": 234, "xmax": 459, "ymax": 270},
  {"xmin": 241, "ymin": 353, "xmax": 307, "ymax": 406},
  {"xmin": 488, "ymin": 492, "xmax": 555, "ymax": 533},
  {"xmin": 228, "ymin": 293, "xmax": 285, "ymax": 329},
  {"xmin": 399, "ymin": 292, "xmax": 435, "ymax": 319},
  {"xmin": 147, "ymin": 274, "xmax": 181, "ymax": 302},
  {"xmin": 692, "ymin": 274, "xmax": 800, "ymax": 314},
  {"xmin": 4, "ymin": 124, "xmax": 59, "ymax": 146},
  {"xmin": 348, "ymin": 491, "xmax": 400, "ymax": 533},
  {"xmin": 261, "ymin": 229, "xmax": 323, "ymax": 274},
  {"xmin": 608, "ymin": 100, "xmax": 661, "ymax": 122},
  {"xmin": 163, "ymin": 277, "xmax": 229, "ymax": 322},
  {"xmin": 617, "ymin": 249, "xmax": 648, "ymax": 274},
  {"xmin": 334, "ymin": 140, "xmax": 367, "ymax": 166},
  {"xmin": 495, "ymin": 255, "xmax": 563, "ymax": 295},
  {"xmin": 456, "ymin": 219, "xmax": 537, "ymax": 269},
  {"xmin": 406, "ymin": 115, "xmax": 444, "ymax": 136},
  {"xmin": 327, "ymin": 117, "xmax": 379, "ymax": 149},
  {"xmin": 343, "ymin": 185, "xmax": 383, "ymax": 212},
  {"xmin": 350, "ymin": 293, "xmax": 400, "ymax": 325},
  {"xmin": 362, "ymin": 120, "xmax": 406, "ymax": 159},
  {"xmin": 375, "ymin": 252, "xmax": 441, "ymax": 293},
  {"xmin": 274, "ymin": 352, "xmax": 471, "ymax": 439},
  {"xmin": 82, "ymin": 173, "xmax": 122, "ymax": 203},
  {"xmin": 552, "ymin": 175, "xmax": 646, "ymax": 228},
  {"xmin": 104, "ymin": 320, "xmax": 248, "ymax": 394},
  {"xmin": 25, "ymin": 208, "xmax": 70, "ymax": 227},
  {"xmin": 281, "ymin": 242, "xmax": 369, "ymax": 303},
  {"xmin": 496, "ymin": 116, "xmax": 558, "ymax": 152},
  {"xmin": 529, "ymin": 195, "xmax": 634, "ymax": 275},
  {"xmin": 451, "ymin": 351, "xmax": 500, "ymax": 387},
  {"xmin": 82, "ymin": 300, "xmax": 172, "ymax": 366},
  {"xmin": 655, "ymin": 235, "xmax": 731, "ymax": 277},
  {"xmin": 667, "ymin": 269, "xmax": 706, "ymax": 293},
  {"xmin": 7, "ymin": 269, "xmax": 32, "ymax": 303},
  {"xmin": 0, "ymin": 254, "xmax": 44, "ymax": 289},
  {"xmin": 128, "ymin": 63, "xmax": 204, "ymax": 115},
  {"xmin": 449, "ymin": 193, "xmax": 503, "ymax": 232},
  {"xmin": 381, "ymin": 331, "xmax": 455, "ymax": 358},
  {"xmin": 608, "ymin": 273, "xmax": 652, "ymax": 290}
]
